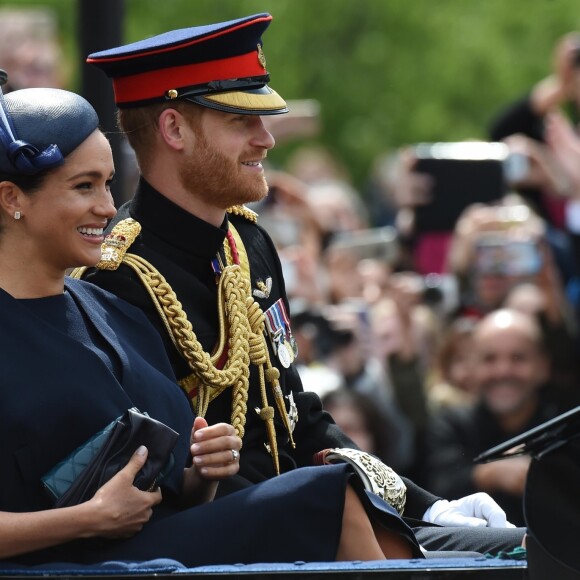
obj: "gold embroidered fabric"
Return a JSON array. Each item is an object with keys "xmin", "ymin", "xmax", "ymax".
[
  {"xmin": 226, "ymin": 204, "xmax": 258, "ymax": 223},
  {"xmin": 316, "ymin": 448, "xmax": 407, "ymax": 514}
]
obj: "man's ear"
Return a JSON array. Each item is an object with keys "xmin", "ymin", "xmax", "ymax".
[
  {"xmin": 0, "ymin": 181, "xmax": 24, "ymax": 218},
  {"xmin": 158, "ymin": 108, "xmax": 191, "ymax": 152}
]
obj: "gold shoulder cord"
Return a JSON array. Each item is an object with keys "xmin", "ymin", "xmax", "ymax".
[{"xmin": 71, "ymin": 212, "xmax": 295, "ymax": 475}]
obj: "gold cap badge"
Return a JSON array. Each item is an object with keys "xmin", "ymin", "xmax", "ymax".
[{"xmin": 257, "ymin": 44, "xmax": 267, "ymax": 70}]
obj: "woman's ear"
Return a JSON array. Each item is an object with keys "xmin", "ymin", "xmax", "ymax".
[
  {"xmin": 0, "ymin": 181, "xmax": 24, "ymax": 220},
  {"xmin": 158, "ymin": 108, "xmax": 191, "ymax": 152}
]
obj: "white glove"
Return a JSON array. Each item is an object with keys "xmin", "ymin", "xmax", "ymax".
[{"xmin": 422, "ymin": 493, "xmax": 516, "ymax": 528}]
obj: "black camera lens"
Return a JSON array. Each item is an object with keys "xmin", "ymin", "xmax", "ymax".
[{"xmin": 422, "ymin": 273, "xmax": 444, "ymax": 306}]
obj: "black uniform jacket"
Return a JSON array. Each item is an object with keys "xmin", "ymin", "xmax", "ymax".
[{"xmin": 81, "ymin": 178, "xmax": 439, "ymax": 519}]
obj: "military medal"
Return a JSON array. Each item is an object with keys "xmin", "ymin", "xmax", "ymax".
[
  {"xmin": 283, "ymin": 338, "xmax": 295, "ymax": 363},
  {"xmin": 277, "ymin": 340, "xmax": 292, "ymax": 368},
  {"xmin": 278, "ymin": 298, "xmax": 298, "ymax": 360},
  {"xmin": 265, "ymin": 299, "xmax": 296, "ymax": 368},
  {"xmin": 289, "ymin": 335, "xmax": 299, "ymax": 359}
]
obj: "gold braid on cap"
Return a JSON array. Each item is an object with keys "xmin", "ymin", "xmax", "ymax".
[{"xmin": 70, "ymin": 214, "xmax": 295, "ymax": 475}]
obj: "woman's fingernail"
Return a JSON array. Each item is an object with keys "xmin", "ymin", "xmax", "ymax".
[{"xmin": 136, "ymin": 445, "xmax": 147, "ymax": 456}]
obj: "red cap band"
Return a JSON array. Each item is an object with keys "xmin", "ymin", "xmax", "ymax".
[{"xmin": 112, "ymin": 51, "xmax": 266, "ymax": 105}]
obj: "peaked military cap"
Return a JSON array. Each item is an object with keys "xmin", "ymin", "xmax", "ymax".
[
  {"xmin": 87, "ymin": 13, "xmax": 288, "ymax": 115},
  {"xmin": 0, "ymin": 84, "xmax": 99, "ymax": 176}
]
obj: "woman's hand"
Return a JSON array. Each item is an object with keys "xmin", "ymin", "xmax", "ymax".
[
  {"xmin": 182, "ymin": 417, "xmax": 241, "ymax": 505},
  {"xmin": 85, "ymin": 445, "xmax": 162, "ymax": 538},
  {"xmin": 0, "ymin": 447, "xmax": 161, "ymax": 558}
]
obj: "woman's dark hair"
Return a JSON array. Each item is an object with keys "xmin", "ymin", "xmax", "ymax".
[{"xmin": 0, "ymin": 169, "xmax": 51, "ymax": 194}]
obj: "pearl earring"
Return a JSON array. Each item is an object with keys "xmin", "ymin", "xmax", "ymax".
[{"xmin": 13, "ymin": 211, "xmax": 21, "ymax": 220}]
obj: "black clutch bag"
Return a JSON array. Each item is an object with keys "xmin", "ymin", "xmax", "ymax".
[{"xmin": 42, "ymin": 407, "xmax": 180, "ymax": 508}]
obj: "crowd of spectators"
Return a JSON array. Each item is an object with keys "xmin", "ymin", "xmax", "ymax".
[{"xmin": 255, "ymin": 31, "xmax": 580, "ymax": 526}]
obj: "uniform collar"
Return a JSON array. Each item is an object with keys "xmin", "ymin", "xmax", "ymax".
[{"xmin": 130, "ymin": 177, "xmax": 228, "ymax": 259}]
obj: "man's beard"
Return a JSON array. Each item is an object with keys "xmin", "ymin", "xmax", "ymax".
[{"xmin": 178, "ymin": 130, "xmax": 269, "ymax": 209}]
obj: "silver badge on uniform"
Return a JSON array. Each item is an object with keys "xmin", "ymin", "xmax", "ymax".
[
  {"xmin": 286, "ymin": 392, "xmax": 298, "ymax": 432},
  {"xmin": 253, "ymin": 277, "xmax": 272, "ymax": 299}
]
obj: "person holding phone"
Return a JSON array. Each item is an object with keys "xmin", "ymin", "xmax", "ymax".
[{"xmin": 488, "ymin": 30, "xmax": 580, "ymax": 278}]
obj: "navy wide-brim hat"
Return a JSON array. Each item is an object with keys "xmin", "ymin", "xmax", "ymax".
[
  {"xmin": 0, "ymin": 88, "xmax": 99, "ymax": 176},
  {"xmin": 87, "ymin": 13, "xmax": 288, "ymax": 115}
]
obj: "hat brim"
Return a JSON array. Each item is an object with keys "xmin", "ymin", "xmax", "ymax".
[{"xmin": 186, "ymin": 85, "xmax": 287, "ymax": 116}]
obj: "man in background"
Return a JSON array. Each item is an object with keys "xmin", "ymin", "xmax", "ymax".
[{"xmin": 426, "ymin": 308, "xmax": 568, "ymax": 526}]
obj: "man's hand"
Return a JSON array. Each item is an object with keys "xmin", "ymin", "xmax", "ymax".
[
  {"xmin": 182, "ymin": 417, "xmax": 241, "ymax": 505},
  {"xmin": 422, "ymin": 493, "xmax": 515, "ymax": 528}
]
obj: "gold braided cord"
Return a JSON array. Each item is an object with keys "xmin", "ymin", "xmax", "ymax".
[
  {"xmin": 122, "ymin": 250, "xmax": 291, "ymax": 470},
  {"xmin": 73, "ymin": 217, "xmax": 295, "ymax": 474},
  {"xmin": 226, "ymin": 205, "xmax": 258, "ymax": 223},
  {"xmin": 228, "ymin": 224, "xmax": 296, "ymax": 450},
  {"xmin": 121, "ymin": 253, "xmax": 251, "ymax": 441}
]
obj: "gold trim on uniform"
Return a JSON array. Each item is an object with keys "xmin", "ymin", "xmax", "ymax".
[
  {"xmin": 227, "ymin": 205, "xmax": 258, "ymax": 223},
  {"xmin": 317, "ymin": 448, "xmax": 407, "ymax": 515},
  {"xmin": 70, "ymin": 218, "xmax": 141, "ymax": 278},
  {"xmin": 97, "ymin": 218, "xmax": 142, "ymax": 271},
  {"xmin": 204, "ymin": 89, "xmax": 286, "ymax": 113}
]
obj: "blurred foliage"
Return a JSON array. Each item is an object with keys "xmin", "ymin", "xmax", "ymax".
[{"xmin": 4, "ymin": 0, "xmax": 580, "ymax": 189}]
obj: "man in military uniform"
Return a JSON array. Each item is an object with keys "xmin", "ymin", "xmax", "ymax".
[{"xmin": 78, "ymin": 13, "xmax": 524, "ymax": 554}]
